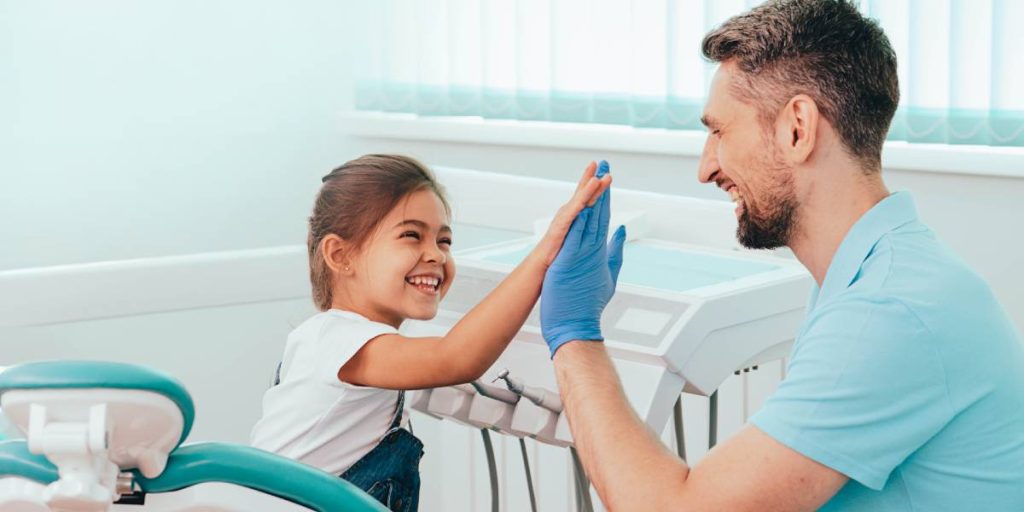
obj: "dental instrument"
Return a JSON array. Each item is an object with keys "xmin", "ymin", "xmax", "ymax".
[
  {"xmin": 471, "ymin": 380, "xmax": 521, "ymax": 405},
  {"xmin": 494, "ymin": 369, "xmax": 563, "ymax": 414}
]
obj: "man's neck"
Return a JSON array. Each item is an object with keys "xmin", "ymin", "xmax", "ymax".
[{"xmin": 788, "ymin": 170, "xmax": 890, "ymax": 286}]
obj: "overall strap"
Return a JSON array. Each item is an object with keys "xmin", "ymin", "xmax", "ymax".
[{"xmin": 388, "ymin": 390, "xmax": 406, "ymax": 431}]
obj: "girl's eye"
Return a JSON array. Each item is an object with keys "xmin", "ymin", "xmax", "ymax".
[
  {"xmin": 439, "ymin": 238, "xmax": 453, "ymax": 247},
  {"xmin": 402, "ymin": 231, "xmax": 421, "ymax": 240}
]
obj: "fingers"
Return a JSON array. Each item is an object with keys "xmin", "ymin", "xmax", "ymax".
[
  {"xmin": 607, "ymin": 225, "xmax": 627, "ymax": 286},
  {"xmin": 585, "ymin": 175, "xmax": 611, "ymax": 207},
  {"xmin": 584, "ymin": 198, "xmax": 600, "ymax": 245},
  {"xmin": 562, "ymin": 208, "xmax": 590, "ymax": 254},
  {"xmin": 568, "ymin": 176, "xmax": 602, "ymax": 217},
  {"xmin": 584, "ymin": 183, "xmax": 607, "ymax": 244},
  {"xmin": 596, "ymin": 180, "xmax": 611, "ymax": 244},
  {"xmin": 545, "ymin": 174, "xmax": 601, "ymax": 256},
  {"xmin": 583, "ymin": 189, "xmax": 605, "ymax": 247},
  {"xmin": 563, "ymin": 160, "xmax": 610, "ymax": 249},
  {"xmin": 587, "ymin": 161, "xmax": 611, "ymax": 246},
  {"xmin": 585, "ymin": 160, "xmax": 611, "ymax": 207},
  {"xmin": 574, "ymin": 161, "xmax": 598, "ymax": 195},
  {"xmin": 573, "ymin": 160, "xmax": 610, "ymax": 207}
]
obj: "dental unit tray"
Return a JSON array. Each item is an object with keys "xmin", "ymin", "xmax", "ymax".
[{"xmin": 405, "ymin": 166, "xmax": 813, "ymax": 447}]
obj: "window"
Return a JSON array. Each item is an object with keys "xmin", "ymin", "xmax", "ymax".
[{"xmin": 353, "ymin": 0, "xmax": 1024, "ymax": 147}]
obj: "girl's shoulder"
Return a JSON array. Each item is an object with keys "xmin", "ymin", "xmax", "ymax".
[
  {"xmin": 290, "ymin": 309, "xmax": 398, "ymax": 347},
  {"xmin": 280, "ymin": 310, "xmax": 400, "ymax": 385}
]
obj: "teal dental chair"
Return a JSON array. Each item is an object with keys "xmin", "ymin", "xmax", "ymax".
[{"xmin": 0, "ymin": 361, "xmax": 386, "ymax": 512}]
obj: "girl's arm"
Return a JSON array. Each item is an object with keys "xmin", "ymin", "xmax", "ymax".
[{"xmin": 339, "ymin": 162, "xmax": 612, "ymax": 389}]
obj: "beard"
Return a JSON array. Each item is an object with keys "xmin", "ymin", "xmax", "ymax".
[{"xmin": 736, "ymin": 153, "xmax": 799, "ymax": 250}]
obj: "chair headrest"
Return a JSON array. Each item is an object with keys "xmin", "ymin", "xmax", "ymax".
[{"xmin": 0, "ymin": 361, "xmax": 195, "ymax": 446}]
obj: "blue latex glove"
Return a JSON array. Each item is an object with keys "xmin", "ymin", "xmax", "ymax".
[{"xmin": 541, "ymin": 161, "xmax": 627, "ymax": 357}]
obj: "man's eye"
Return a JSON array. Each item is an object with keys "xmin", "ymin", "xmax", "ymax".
[{"xmin": 402, "ymin": 231, "xmax": 421, "ymax": 240}]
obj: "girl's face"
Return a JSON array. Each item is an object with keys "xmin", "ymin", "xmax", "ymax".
[{"xmin": 347, "ymin": 189, "xmax": 455, "ymax": 328}]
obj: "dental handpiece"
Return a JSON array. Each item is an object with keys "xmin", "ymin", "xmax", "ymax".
[
  {"xmin": 471, "ymin": 380, "xmax": 521, "ymax": 405},
  {"xmin": 494, "ymin": 369, "xmax": 563, "ymax": 413}
]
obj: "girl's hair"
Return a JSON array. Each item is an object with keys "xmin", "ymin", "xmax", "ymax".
[{"xmin": 308, "ymin": 154, "xmax": 451, "ymax": 311}]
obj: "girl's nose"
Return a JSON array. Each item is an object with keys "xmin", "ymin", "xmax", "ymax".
[{"xmin": 423, "ymin": 243, "xmax": 446, "ymax": 264}]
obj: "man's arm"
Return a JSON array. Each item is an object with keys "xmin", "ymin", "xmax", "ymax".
[{"xmin": 554, "ymin": 341, "xmax": 848, "ymax": 511}]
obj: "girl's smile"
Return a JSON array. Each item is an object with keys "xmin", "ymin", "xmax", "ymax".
[{"xmin": 405, "ymin": 273, "xmax": 444, "ymax": 295}]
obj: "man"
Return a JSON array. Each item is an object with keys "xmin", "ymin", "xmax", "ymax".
[{"xmin": 538, "ymin": 1, "xmax": 1024, "ymax": 510}]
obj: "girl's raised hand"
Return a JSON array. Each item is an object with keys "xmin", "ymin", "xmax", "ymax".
[{"xmin": 533, "ymin": 160, "xmax": 612, "ymax": 268}]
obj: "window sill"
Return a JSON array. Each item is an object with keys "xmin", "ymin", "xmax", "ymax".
[{"xmin": 341, "ymin": 111, "xmax": 1024, "ymax": 179}]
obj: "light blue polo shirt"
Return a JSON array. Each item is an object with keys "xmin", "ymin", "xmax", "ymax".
[{"xmin": 751, "ymin": 192, "xmax": 1024, "ymax": 511}]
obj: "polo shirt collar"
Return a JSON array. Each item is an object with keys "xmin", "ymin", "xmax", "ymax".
[{"xmin": 812, "ymin": 192, "xmax": 919, "ymax": 310}]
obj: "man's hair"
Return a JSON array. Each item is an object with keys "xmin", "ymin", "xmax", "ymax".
[{"xmin": 702, "ymin": 0, "xmax": 899, "ymax": 172}]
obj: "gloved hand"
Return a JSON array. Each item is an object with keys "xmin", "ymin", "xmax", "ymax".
[{"xmin": 541, "ymin": 161, "xmax": 627, "ymax": 357}]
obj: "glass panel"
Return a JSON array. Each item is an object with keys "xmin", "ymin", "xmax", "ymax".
[
  {"xmin": 481, "ymin": 242, "xmax": 779, "ymax": 292},
  {"xmin": 451, "ymin": 223, "xmax": 531, "ymax": 250}
]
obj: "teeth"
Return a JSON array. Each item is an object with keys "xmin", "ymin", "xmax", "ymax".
[
  {"xmin": 407, "ymin": 276, "xmax": 441, "ymax": 288},
  {"xmin": 728, "ymin": 187, "xmax": 742, "ymax": 204}
]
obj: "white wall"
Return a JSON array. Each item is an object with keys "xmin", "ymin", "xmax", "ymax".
[{"xmin": 1, "ymin": 0, "xmax": 361, "ymax": 270}]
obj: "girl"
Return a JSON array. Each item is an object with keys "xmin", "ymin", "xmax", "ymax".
[{"xmin": 251, "ymin": 154, "xmax": 610, "ymax": 511}]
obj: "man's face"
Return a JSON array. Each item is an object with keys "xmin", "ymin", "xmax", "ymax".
[{"xmin": 698, "ymin": 62, "xmax": 799, "ymax": 250}]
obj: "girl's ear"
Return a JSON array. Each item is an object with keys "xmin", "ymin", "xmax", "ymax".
[{"xmin": 321, "ymin": 234, "xmax": 354, "ymax": 276}]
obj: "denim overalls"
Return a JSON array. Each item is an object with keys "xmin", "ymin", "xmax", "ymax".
[{"xmin": 340, "ymin": 391, "xmax": 424, "ymax": 512}]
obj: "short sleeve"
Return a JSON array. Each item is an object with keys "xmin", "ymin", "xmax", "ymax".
[
  {"xmin": 750, "ymin": 295, "xmax": 954, "ymax": 490},
  {"xmin": 314, "ymin": 312, "xmax": 397, "ymax": 384}
]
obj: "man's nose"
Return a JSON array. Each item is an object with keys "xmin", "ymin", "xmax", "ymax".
[{"xmin": 697, "ymin": 135, "xmax": 719, "ymax": 184}]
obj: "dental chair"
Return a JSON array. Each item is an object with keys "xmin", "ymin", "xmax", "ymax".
[{"xmin": 0, "ymin": 361, "xmax": 386, "ymax": 512}]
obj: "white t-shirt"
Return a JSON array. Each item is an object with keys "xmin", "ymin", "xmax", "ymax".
[{"xmin": 250, "ymin": 309, "xmax": 406, "ymax": 475}]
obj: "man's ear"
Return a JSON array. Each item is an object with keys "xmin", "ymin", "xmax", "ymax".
[
  {"xmin": 321, "ymin": 234, "xmax": 354, "ymax": 276},
  {"xmin": 776, "ymin": 94, "xmax": 818, "ymax": 165}
]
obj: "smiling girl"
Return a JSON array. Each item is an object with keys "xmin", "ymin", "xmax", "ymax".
[{"xmin": 251, "ymin": 154, "xmax": 610, "ymax": 511}]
